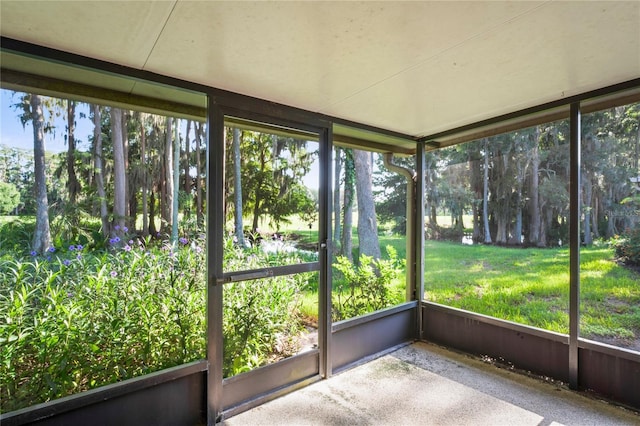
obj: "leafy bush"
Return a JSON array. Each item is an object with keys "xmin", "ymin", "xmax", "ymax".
[
  {"xmin": 613, "ymin": 227, "xmax": 640, "ymax": 266},
  {"xmin": 221, "ymin": 239, "xmax": 305, "ymax": 376},
  {"xmin": 0, "ymin": 217, "xmax": 35, "ymax": 252},
  {"xmin": 332, "ymin": 246, "xmax": 404, "ymax": 321},
  {"xmin": 0, "ymin": 182, "xmax": 20, "ymax": 214},
  {"xmin": 0, "ymin": 235, "xmax": 308, "ymax": 412}
]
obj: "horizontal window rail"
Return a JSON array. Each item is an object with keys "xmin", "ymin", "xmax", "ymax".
[{"xmin": 219, "ymin": 262, "xmax": 320, "ymax": 284}]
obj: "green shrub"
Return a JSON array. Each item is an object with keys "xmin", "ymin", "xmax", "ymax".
[
  {"xmin": 0, "ymin": 235, "xmax": 308, "ymax": 412},
  {"xmin": 613, "ymin": 227, "xmax": 640, "ymax": 266},
  {"xmin": 332, "ymin": 246, "xmax": 404, "ymax": 321},
  {"xmin": 221, "ymin": 239, "xmax": 305, "ymax": 376}
]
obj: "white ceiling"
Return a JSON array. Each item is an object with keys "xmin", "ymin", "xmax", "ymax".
[{"xmin": 1, "ymin": 1, "xmax": 639, "ymax": 139}]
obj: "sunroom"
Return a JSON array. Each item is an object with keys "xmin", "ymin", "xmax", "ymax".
[{"xmin": 1, "ymin": 1, "xmax": 639, "ymax": 425}]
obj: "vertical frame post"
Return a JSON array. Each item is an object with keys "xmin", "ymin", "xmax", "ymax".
[
  {"xmin": 569, "ymin": 102, "xmax": 581, "ymax": 390},
  {"xmin": 318, "ymin": 125, "xmax": 333, "ymax": 378},
  {"xmin": 206, "ymin": 98, "xmax": 225, "ymax": 423},
  {"xmin": 415, "ymin": 142, "xmax": 426, "ymax": 340}
]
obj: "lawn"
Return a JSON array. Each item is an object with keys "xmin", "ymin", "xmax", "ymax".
[{"xmin": 424, "ymin": 240, "xmax": 640, "ymax": 344}]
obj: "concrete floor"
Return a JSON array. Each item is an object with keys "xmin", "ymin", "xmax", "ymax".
[{"xmin": 222, "ymin": 341, "xmax": 640, "ymax": 426}]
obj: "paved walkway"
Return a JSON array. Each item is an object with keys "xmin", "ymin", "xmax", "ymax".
[{"xmin": 223, "ymin": 341, "xmax": 640, "ymax": 425}]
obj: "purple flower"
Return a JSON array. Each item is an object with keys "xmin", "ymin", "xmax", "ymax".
[
  {"xmin": 69, "ymin": 245, "xmax": 76, "ymax": 251},
  {"xmin": 123, "ymin": 226, "xmax": 129, "ymax": 233},
  {"xmin": 114, "ymin": 225, "xmax": 120, "ymax": 231},
  {"xmin": 179, "ymin": 237, "xmax": 188, "ymax": 245},
  {"xmin": 76, "ymin": 245, "xmax": 83, "ymax": 250},
  {"xmin": 63, "ymin": 259, "xmax": 71, "ymax": 266},
  {"xmin": 67, "ymin": 292, "xmax": 74, "ymax": 298},
  {"xmin": 76, "ymin": 254, "xmax": 82, "ymax": 260},
  {"xmin": 110, "ymin": 271, "xmax": 118, "ymax": 278},
  {"xmin": 48, "ymin": 247, "xmax": 56, "ymax": 253},
  {"xmin": 128, "ymin": 240, "xmax": 134, "ymax": 245},
  {"xmin": 30, "ymin": 250, "xmax": 37, "ymax": 257},
  {"xmin": 123, "ymin": 244, "xmax": 132, "ymax": 252},
  {"xmin": 109, "ymin": 237, "xmax": 121, "ymax": 245}
]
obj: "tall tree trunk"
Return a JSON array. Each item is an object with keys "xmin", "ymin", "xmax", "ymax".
[
  {"xmin": 482, "ymin": 139, "xmax": 492, "ymax": 244},
  {"xmin": 333, "ymin": 147, "xmax": 342, "ymax": 254},
  {"xmin": 233, "ymin": 128, "xmax": 246, "ymax": 247},
  {"xmin": 184, "ymin": 120, "xmax": 191, "ymax": 194},
  {"xmin": 591, "ymin": 194, "xmax": 600, "ymax": 239},
  {"xmin": 164, "ymin": 117, "xmax": 173, "ymax": 232},
  {"xmin": 470, "ymin": 156, "xmax": 482, "ymax": 243},
  {"xmin": 606, "ymin": 187, "xmax": 615, "ymax": 238},
  {"xmin": 123, "ymin": 112, "xmax": 132, "ymax": 231},
  {"xmin": 341, "ymin": 149, "xmax": 354, "ymax": 260},
  {"xmin": 513, "ymin": 199, "xmax": 523, "ymax": 245},
  {"xmin": 111, "ymin": 107, "xmax": 127, "ymax": 240},
  {"xmin": 511, "ymin": 151, "xmax": 526, "ymax": 245},
  {"xmin": 149, "ymin": 190, "xmax": 157, "ymax": 237},
  {"xmin": 172, "ymin": 118, "xmax": 180, "ymax": 243},
  {"xmin": 31, "ymin": 94, "xmax": 52, "ymax": 254},
  {"xmin": 251, "ymin": 145, "xmax": 267, "ymax": 232},
  {"xmin": 529, "ymin": 129, "xmax": 542, "ymax": 246},
  {"xmin": 354, "ymin": 149, "xmax": 381, "ymax": 260},
  {"xmin": 92, "ymin": 105, "xmax": 109, "ymax": 237},
  {"xmin": 583, "ymin": 171, "xmax": 593, "ymax": 245},
  {"xmin": 195, "ymin": 121, "xmax": 204, "ymax": 227},
  {"xmin": 159, "ymin": 160, "xmax": 166, "ymax": 234},
  {"xmin": 141, "ymin": 119, "xmax": 149, "ymax": 237},
  {"xmin": 66, "ymin": 100, "xmax": 80, "ymax": 206}
]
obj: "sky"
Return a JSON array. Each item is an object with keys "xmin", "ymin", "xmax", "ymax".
[{"xmin": 1, "ymin": 88, "xmax": 94, "ymax": 154}]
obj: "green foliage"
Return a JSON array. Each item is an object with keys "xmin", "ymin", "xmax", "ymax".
[
  {"xmin": 227, "ymin": 130, "xmax": 318, "ymax": 231},
  {"xmin": 0, "ymin": 239, "xmax": 206, "ymax": 412},
  {"xmin": 0, "ymin": 182, "xmax": 20, "ymax": 214},
  {"xmin": 613, "ymin": 227, "xmax": 640, "ymax": 266},
  {"xmin": 221, "ymin": 238, "xmax": 306, "ymax": 376},
  {"xmin": 332, "ymin": 246, "xmax": 404, "ymax": 321},
  {"xmin": 0, "ymin": 217, "xmax": 35, "ymax": 252},
  {"xmin": 0, "ymin": 235, "xmax": 309, "ymax": 412}
]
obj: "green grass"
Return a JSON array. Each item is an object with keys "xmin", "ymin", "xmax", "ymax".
[{"xmin": 424, "ymin": 240, "xmax": 640, "ymax": 341}]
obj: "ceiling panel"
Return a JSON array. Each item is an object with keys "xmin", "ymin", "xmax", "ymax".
[
  {"xmin": 326, "ymin": 1, "xmax": 640, "ymax": 136},
  {"xmin": 145, "ymin": 1, "xmax": 542, "ymax": 113},
  {"xmin": 0, "ymin": 0, "xmax": 175, "ymax": 69},
  {"xmin": 1, "ymin": 0, "xmax": 639, "ymax": 140}
]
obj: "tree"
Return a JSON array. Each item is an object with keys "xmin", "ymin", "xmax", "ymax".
[
  {"xmin": 66, "ymin": 100, "xmax": 81, "ymax": 205},
  {"xmin": 229, "ymin": 130, "xmax": 316, "ymax": 233},
  {"xmin": 233, "ymin": 128, "xmax": 246, "ymax": 247},
  {"xmin": 172, "ymin": 118, "xmax": 180, "ymax": 243},
  {"xmin": 353, "ymin": 149, "xmax": 381, "ymax": 260},
  {"xmin": 0, "ymin": 182, "xmax": 20, "ymax": 214},
  {"xmin": 374, "ymin": 155, "xmax": 412, "ymax": 234},
  {"xmin": 528, "ymin": 127, "xmax": 542, "ymax": 246},
  {"xmin": 111, "ymin": 107, "xmax": 127, "ymax": 239},
  {"xmin": 194, "ymin": 121, "xmax": 204, "ymax": 227},
  {"xmin": 29, "ymin": 94, "xmax": 52, "ymax": 253},
  {"xmin": 333, "ymin": 147, "xmax": 342, "ymax": 254},
  {"xmin": 341, "ymin": 149, "xmax": 355, "ymax": 260},
  {"xmin": 92, "ymin": 104, "xmax": 110, "ymax": 237},
  {"xmin": 164, "ymin": 116, "xmax": 174, "ymax": 232},
  {"xmin": 482, "ymin": 138, "xmax": 492, "ymax": 244},
  {"xmin": 0, "ymin": 146, "xmax": 34, "ymax": 214},
  {"xmin": 139, "ymin": 113, "xmax": 149, "ymax": 237}
]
